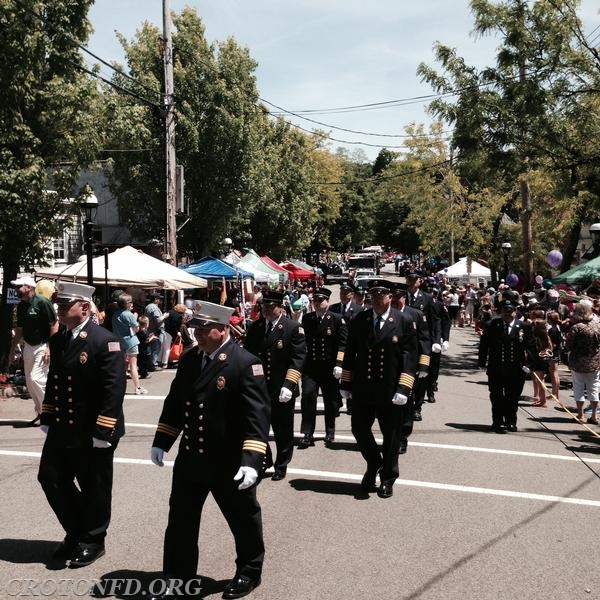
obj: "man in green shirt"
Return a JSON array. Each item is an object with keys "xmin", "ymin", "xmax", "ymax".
[{"xmin": 10, "ymin": 276, "xmax": 58, "ymax": 425}]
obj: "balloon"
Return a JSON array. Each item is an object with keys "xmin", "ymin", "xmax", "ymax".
[
  {"xmin": 534, "ymin": 275, "xmax": 544, "ymax": 285},
  {"xmin": 506, "ymin": 273, "xmax": 519, "ymax": 287},
  {"xmin": 546, "ymin": 250, "xmax": 563, "ymax": 268}
]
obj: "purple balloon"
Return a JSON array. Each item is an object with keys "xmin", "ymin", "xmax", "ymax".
[
  {"xmin": 506, "ymin": 273, "xmax": 519, "ymax": 287},
  {"xmin": 547, "ymin": 249, "xmax": 563, "ymax": 268}
]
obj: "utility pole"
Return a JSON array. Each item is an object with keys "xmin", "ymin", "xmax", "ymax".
[{"xmin": 163, "ymin": 0, "xmax": 177, "ymax": 266}]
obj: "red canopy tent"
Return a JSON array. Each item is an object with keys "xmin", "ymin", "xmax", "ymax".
[
  {"xmin": 260, "ymin": 254, "xmax": 290, "ymax": 282},
  {"xmin": 280, "ymin": 261, "xmax": 314, "ymax": 283}
]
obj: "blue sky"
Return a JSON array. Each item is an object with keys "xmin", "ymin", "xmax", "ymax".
[{"xmin": 88, "ymin": 1, "xmax": 600, "ymax": 160}]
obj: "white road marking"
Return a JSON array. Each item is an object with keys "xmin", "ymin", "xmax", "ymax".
[{"xmin": 1, "ymin": 449, "xmax": 598, "ymax": 508}]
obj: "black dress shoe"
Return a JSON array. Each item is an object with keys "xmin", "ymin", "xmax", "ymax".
[
  {"xmin": 399, "ymin": 442, "xmax": 408, "ymax": 455},
  {"xmin": 26, "ymin": 415, "xmax": 41, "ymax": 426},
  {"xmin": 324, "ymin": 432, "xmax": 335, "ymax": 445},
  {"xmin": 67, "ymin": 542, "xmax": 105, "ymax": 568},
  {"xmin": 271, "ymin": 468, "xmax": 286, "ymax": 481},
  {"xmin": 491, "ymin": 424, "xmax": 507, "ymax": 434},
  {"xmin": 297, "ymin": 434, "xmax": 315, "ymax": 449},
  {"xmin": 426, "ymin": 394, "xmax": 436, "ymax": 403},
  {"xmin": 377, "ymin": 480, "xmax": 394, "ymax": 498},
  {"xmin": 360, "ymin": 467, "xmax": 380, "ymax": 492},
  {"xmin": 412, "ymin": 410, "xmax": 422, "ymax": 421},
  {"xmin": 506, "ymin": 423, "xmax": 518, "ymax": 432},
  {"xmin": 52, "ymin": 536, "xmax": 79, "ymax": 561},
  {"xmin": 222, "ymin": 575, "xmax": 261, "ymax": 599}
]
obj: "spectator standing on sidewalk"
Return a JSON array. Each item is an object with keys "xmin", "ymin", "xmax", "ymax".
[
  {"xmin": 145, "ymin": 292, "xmax": 169, "ymax": 370},
  {"xmin": 10, "ymin": 276, "xmax": 58, "ymax": 425},
  {"xmin": 112, "ymin": 294, "xmax": 147, "ymax": 395},
  {"xmin": 565, "ymin": 300, "xmax": 600, "ymax": 424}
]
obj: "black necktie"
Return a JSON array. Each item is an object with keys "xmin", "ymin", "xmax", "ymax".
[
  {"xmin": 505, "ymin": 322, "xmax": 510, "ymax": 335},
  {"xmin": 265, "ymin": 321, "xmax": 273, "ymax": 337},
  {"xmin": 202, "ymin": 354, "xmax": 211, "ymax": 371},
  {"xmin": 341, "ymin": 305, "xmax": 346, "ymax": 317},
  {"xmin": 375, "ymin": 315, "xmax": 382, "ymax": 331},
  {"xmin": 64, "ymin": 330, "xmax": 73, "ymax": 349}
]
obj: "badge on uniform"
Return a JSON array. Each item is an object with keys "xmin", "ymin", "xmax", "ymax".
[
  {"xmin": 252, "ymin": 364, "xmax": 264, "ymax": 376},
  {"xmin": 326, "ymin": 328, "xmax": 332, "ymax": 336},
  {"xmin": 79, "ymin": 331, "xmax": 88, "ymax": 339},
  {"xmin": 388, "ymin": 317, "xmax": 394, "ymax": 322},
  {"xmin": 216, "ymin": 376, "xmax": 226, "ymax": 390},
  {"xmin": 392, "ymin": 336, "xmax": 399, "ymax": 344},
  {"xmin": 107, "ymin": 342, "xmax": 121, "ymax": 352},
  {"xmin": 79, "ymin": 352, "xmax": 88, "ymax": 364},
  {"xmin": 277, "ymin": 340, "xmax": 284, "ymax": 349},
  {"xmin": 218, "ymin": 353, "xmax": 227, "ymax": 361}
]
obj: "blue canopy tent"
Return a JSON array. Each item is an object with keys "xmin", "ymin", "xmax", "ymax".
[{"xmin": 180, "ymin": 256, "xmax": 253, "ymax": 279}]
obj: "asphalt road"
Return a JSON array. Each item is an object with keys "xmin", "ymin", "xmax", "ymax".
[{"xmin": 1, "ymin": 271, "xmax": 599, "ymax": 600}]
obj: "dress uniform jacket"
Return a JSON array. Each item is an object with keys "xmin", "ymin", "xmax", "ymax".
[
  {"xmin": 152, "ymin": 339, "xmax": 271, "ymax": 475},
  {"xmin": 478, "ymin": 316, "xmax": 531, "ymax": 427},
  {"xmin": 152, "ymin": 339, "xmax": 271, "ymax": 582},
  {"xmin": 41, "ymin": 322, "xmax": 126, "ymax": 446},
  {"xmin": 329, "ymin": 300, "xmax": 364, "ymax": 322},
  {"xmin": 303, "ymin": 311, "xmax": 347, "ymax": 375},
  {"xmin": 244, "ymin": 315, "xmax": 306, "ymax": 399},
  {"xmin": 340, "ymin": 307, "xmax": 418, "ymax": 403},
  {"xmin": 407, "ymin": 290, "xmax": 441, "ymax": 345}
]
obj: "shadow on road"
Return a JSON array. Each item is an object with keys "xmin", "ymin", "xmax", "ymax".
[
  {"xmin": 0, "ymin": 538, "xmax": 69, "ymax": 570},
  {"xmin": 445, "ymin": 422, "xmax": 492, "ymax": 433},
  {"xmin": 94, "ymin": 570, "xmax": 226, "ymax": 599},
  {"xmin": 289, "ymin": 477, "xmax": 370, "ymax": 500}
]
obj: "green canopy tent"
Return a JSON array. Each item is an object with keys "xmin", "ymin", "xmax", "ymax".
[{"xmin": 552, "ymin": 256, "xmax": 600, "ymax": 286}]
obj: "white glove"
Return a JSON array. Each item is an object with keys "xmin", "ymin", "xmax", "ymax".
[
  {"xmin": 522, "ymin": 365, "xmax": 531, "ymax": 375},
  {"xmin": 40, "ymin": 424, "xmax": 49, "ymax": 435},
  {"xmin": 392, "ymin": 393, "xmax": 408, "ymax": 406},
  {"xmin": 431, "ymin": 343, "xmax": 442, "ymax": 353},
  {"xmin": 92, "ymin": 437, "xmax": 111, "ymax": 448},
  {"xmin": 333, "ymin": 366, "xmax": 342, "ymax": 379},
  {"xmin": 442, "ymin": 341, "xmax": 449, "ymax": 352},
  {"xmin": 151, "ymin": 446, "xmax": 165, "ymax": 466},
  {"xmin": 417, "ymin": 370, "xmax": 428, "ymax": 378},
  {"xmin": 234, "ymin": 466, "xmax": 258, "ymax": 490},
  {"xmin": 340, "ymin": 389, "xmax": 352, "ymax": 400},
  {"xmin": 278, "ymin": 387, "xmax": 293, "ymax": 403}
]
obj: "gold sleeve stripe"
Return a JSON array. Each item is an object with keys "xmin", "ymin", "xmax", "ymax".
[
  {"xmin": 418, "ymin": 355, "xmax": 430, "ymax": 366},
  {"xmin": 341, "ymin": 369, "xmax": 353, "ymax": 382},
  {"xmin": 157, "ymin": 423, "xmax": 180, "ymax": 437},
  {"xmin": 42, "ymin": 405, "xmax": 55, "ymax": 414},
  {"xmin": 399, "ymin": 373, "xmax": 415, "ymax": 388},
  {"xmin": 96, "ymin": 416, "xmax": 117, "ymax": 426},
  {"xmin": 285, "ymin": 369, "xmax": 302, "ymax": 383},
  {"xmin": 336, "ymin": 351, "xmax": 345, "ymax": 361},
  {"xmin": 243, "ymin": 440, "xmax": 267, "ymax": 454}
]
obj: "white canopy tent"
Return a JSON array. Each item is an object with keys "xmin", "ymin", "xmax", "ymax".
[
  {"xmin": 437, "ymin": 257, "xmax": 491, "ymax": 282},
  {"xmin": 35, "ymin": 246, "xmax": 207, "ymax": 290}
]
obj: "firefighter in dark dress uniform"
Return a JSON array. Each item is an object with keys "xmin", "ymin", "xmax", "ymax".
[
  {"xmin": 425, "ymin": 285, "xmax": 451, "ymax": 403},
  {"xmin": 340, "ymin": 280, "xmax": 418, "ymax": 498},
  {"xmin": 478, "ymin": 298, "xmax": 530, "ymax": 433},
  {"xmin": 405, "ymin": 272, "xmax": 441, "ymax": 421},
  {"xmin": 244, "ymin": 290, "xmax": 306, "ymax": 481},
  {"xmin": 38, "ymin": 281, "xmax": 126, "ymax": 568},
  {"xmin": 391, "ymin": 283, "xmax": 431, "ymax": 454},
  {"xmin": 298, "ymin": 287, "xmax": 347, "ymax": 448},
  {"xmin": 150, "ymin": 301, "xmax": 271, "ymax": 600},
  {"xmin": 329, "ymin": 280, "xmax": 364, "ymax": 321}
]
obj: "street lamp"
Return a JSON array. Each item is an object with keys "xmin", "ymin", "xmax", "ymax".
[
  {"xmin": 501, "ymin": 242, "xmax": 512, "ymax": 280},
  {"xmin": 80, "ymin": 185, "xmax": 98, "ymax": 287}
]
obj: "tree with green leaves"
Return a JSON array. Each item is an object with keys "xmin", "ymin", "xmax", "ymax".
[{"xmin": 0, "ymin": 0, "xmax": 100, "ymax": 369}]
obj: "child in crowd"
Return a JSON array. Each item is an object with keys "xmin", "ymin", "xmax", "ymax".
[{"xmin": 137, "ymin": 315, "xmax": 156, "ymax": 380}]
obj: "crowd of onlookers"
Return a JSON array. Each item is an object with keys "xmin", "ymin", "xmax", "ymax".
[{"xmin": 435, "ymin": 278, "xmax": 600, "ymax": 425}]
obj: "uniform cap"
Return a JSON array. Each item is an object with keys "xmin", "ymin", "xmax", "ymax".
[
  {"xmin": 339, "ymin": 280, "xmax": 358, "ymax": 292},
  {"xmin": 367, "ymin": 279, "xmax": 395, "ymax": 293},
  {"xmin": 261, "ymin": 290, "xmax": 285, "ymax": 304},
  {"xmin": 392, "ymin": 282, "xmax": 408, "ymax": 296},
  {"xmin": 311, "ymin": 287, "xmax": 331, "ymax": 300},
  {"xmin": 11, "ymin": 276, "xmax": 36, "ymax": 288},
  {"xmin": 405, "ymin": 271, "xmax": 423, "ymax": 280},
  {"xmin": 53, "ymin": 281, "xmax": 95, "ymax": 303},
  {"xmin": 189, "ymin": 301, "xmax": 234, "ymax": 326}
]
